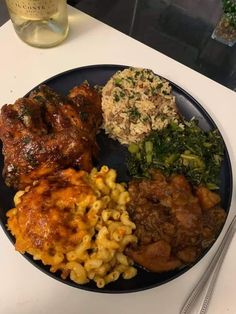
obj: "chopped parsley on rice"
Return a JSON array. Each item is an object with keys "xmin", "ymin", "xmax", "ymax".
[{"xmin": 102, "ymin": 67, "xmax": 179, "ymax": 144}]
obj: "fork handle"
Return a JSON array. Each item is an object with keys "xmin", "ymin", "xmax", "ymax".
[{"xmin": 180, "ymin": 215, "xmax": 236, "ymax": 314}]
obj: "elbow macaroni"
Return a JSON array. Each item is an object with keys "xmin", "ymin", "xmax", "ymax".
[
  {"xmin": 64, "ymin": 166, "xmax": 138, "ymax": 287},
  {"xmin": 15, "ymin": 166, "xmax": 137, "ymax": 288}
]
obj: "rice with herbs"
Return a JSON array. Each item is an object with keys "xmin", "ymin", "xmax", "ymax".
[{"xmin": 102, "ymin": 67, "xmax": 179, "ymax": 144}]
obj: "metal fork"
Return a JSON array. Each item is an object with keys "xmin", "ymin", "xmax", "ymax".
[{"xmin": 180, "ymin": 215, "xmax": 236, "ymax": 314}]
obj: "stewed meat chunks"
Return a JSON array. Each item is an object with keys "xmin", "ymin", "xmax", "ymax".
[{"xmin": 127, "ymin": 170, "xmax": 226, "ymax": 272}]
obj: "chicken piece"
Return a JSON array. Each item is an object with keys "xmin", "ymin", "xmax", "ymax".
[
  {"xmin": 177, "ymin": 247, "xmax": 199, "ymax": 263},
  {"xmin": 127, "ymin": 240, "xmax": 182, "ymax": 272},
  {"xmin": 201, "ymin": 206, "xmax": 226, "ymax": 246},
  {"xmin": 7, "ymin": 168, "xmax": 97, "ymax": 259},
  {"xmin": 68, "ymin": 84, "xmax": 102, "ymax": 134},
  {"xmin": 195, "ymin": 186, "xmax": 221, "ymax": 210},
  {"xmin": 0, "ymin": 83, "xmax": 102, "ymax": 189},
  {"xmin": 138, "ymin": 170, "xmax": 173, "ymax": 205}
]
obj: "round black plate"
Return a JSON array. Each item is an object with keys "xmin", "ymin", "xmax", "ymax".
[{"xmin": 0, "ymin": 65, "xmax": 233, "ymax": 293}]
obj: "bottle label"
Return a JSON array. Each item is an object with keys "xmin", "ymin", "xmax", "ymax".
[{"xmin": 6, "ymin": 0, "xmax": 58, "ymax": 19}]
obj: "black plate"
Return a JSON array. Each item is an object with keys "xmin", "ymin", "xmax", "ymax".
[{"xmin": 0, "ymin": 65, "xmax": 233, "ymax": 293}]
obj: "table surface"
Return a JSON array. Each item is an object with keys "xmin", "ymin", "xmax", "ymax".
[
  {"xmin": 0, "ymin": 0, "xmax": 236, "ymax": 91},
  {"xmin": 0, "ymin": 5, "xmax": 236, "ymax": 314}
]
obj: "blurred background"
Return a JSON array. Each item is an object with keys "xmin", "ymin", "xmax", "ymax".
[{"xmin": 0, "ymin": 0, "xmax": 235, "ymax": 90}]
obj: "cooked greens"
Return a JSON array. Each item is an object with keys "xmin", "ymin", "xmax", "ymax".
[{"xmin": 127, "ymin": 119, "xmax": 224, "ymax": 189}]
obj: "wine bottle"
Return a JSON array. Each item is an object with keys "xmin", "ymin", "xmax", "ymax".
[{"xmin": 5, "ymin": 0, "xmax": 69, "ymax": 48}]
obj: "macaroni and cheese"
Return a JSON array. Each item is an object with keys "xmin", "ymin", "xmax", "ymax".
[{"xmin": 7, "ymin": 166, "xmax": 137, "ymax": 288}]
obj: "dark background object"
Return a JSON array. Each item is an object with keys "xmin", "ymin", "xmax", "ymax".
[
  {"xmin": 74, "ymin": 0, "xmax": 236, "ymax": 91},
  {"xmin": 1, "ymin": 0, "xmax": 235, "ymax": 91},
  {"xmin": 0, "ymin": 65, "xmax": 232, "ymax": 293}
]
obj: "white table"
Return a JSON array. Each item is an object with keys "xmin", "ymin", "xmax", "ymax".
[{"xmin": 0, "ymin": 6, "xmax": 236, "ymax": 314}]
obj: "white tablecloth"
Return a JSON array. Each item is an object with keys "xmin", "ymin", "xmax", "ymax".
[{"xmin": 0, "ymin": 6, "xmax": 236, "ymax": 314}]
